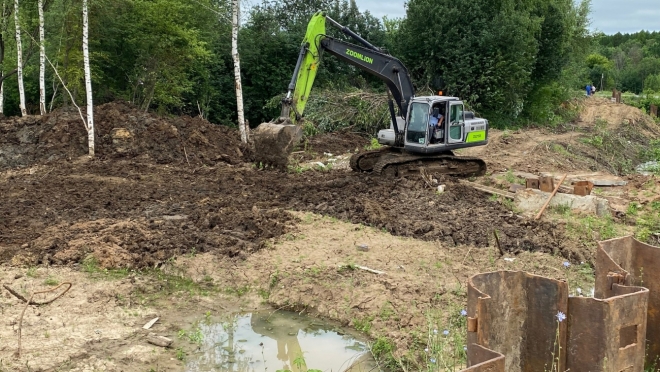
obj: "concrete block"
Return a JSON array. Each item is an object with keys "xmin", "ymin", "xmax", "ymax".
[{"xmin": 514, "ymin": 189, "xmax": 610, "ymax": 217}]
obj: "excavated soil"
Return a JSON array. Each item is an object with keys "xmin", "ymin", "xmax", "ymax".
[
  {"xmin": 1, "ymin": 160, "xmax": 579, "ymax": 270},
  {"xmin": 0, "ymin": 101, "xmax": 247, "ymax": 169},
  {"xmin": 0, "ymin": 101, "xmax": 582, "ymax": 270}
]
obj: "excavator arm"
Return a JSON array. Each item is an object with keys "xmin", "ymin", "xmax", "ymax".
[
  {"xmin": 283, "ymin": 11, "xmax": 415, "ymax": 123},
  {"xmin": 253, "ymin": 11, "xmax": 415, "ymax": 168}
]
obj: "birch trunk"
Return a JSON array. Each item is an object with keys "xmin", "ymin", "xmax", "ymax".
[
  {"xmin": 82, "ymin": 0, "xmax": 94, "ymax": 156},
  {"xmin": 14, "ymin": 0, "xmax": 25, "ymax": 116},
  {"xmin": 231, "ymin": 0, "xmax": 247, "ymax": 143},
  {"xmin": 38, "ymin": 0, "xmax": 45, "ymax": 115}
]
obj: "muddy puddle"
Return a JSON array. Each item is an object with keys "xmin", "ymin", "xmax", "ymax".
[{"xmin": 185, "ymin": 310, "xmax": 379, "ymax": 372}]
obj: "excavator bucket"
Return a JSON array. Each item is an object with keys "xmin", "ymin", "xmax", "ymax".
[{"xmin": 251, "ymin": 120, "xmax": 303, "ymax": 169}]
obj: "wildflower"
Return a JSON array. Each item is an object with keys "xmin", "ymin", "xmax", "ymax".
[
  {"xmin": 460, "ymin": 309, "xmax": 468, "ymax": 316},
  {"xmin": 424, "ymin": 348, "xmax": 429, "ymax": 353},
  {"xmin": 576, "ymin": 288, "xmax": 582, "ymax": 295},
  {"xmin": 430, "ymin": 358, "xmax": 436, "ymax": 364},
  {"xmin": 556, "ymin": 311, "xmax": 566, "ymax": 322},
  {"xmin": 443, "ymin": 330, "xmax": 449, "ymax": 336},
  {"xmin": 433, "ymin": 329, "xmax": 438, "ymax": 335},
  {"xmin": 563, "ymin": 261, "xmax": 570, "ymax": 268},
  {"xmin": 463, "ymin": 346, "xmax": 467, "ymax": 351}
]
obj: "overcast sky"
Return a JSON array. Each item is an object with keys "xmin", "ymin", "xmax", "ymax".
[{"xmin": 352, "ymin": 0, "xmax": 660, "ymax": 35}]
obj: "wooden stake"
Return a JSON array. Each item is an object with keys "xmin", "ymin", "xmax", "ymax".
[
  {"xmin": 535, "ymin": 174, "xmax": 568, "ymax": 220},
  {"xmin": 493, "ymin": 230, "xmax": 505, "ymax": 256}
]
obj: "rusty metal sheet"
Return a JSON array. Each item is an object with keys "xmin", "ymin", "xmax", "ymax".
[
  {"xmin": 465, "ymin": 271, "xmax": 568, "ymax": 372},
  {"xmin": 462, "ymin": 344, "xmax": 505, "ymax": 372},
  {"xmin": 539, "ymin": 176, "xmax": 554, "ymax": 192},
  {"xmin": 597, "ymin": 236, "xmax": 660, "ymax": 367},
  {"xmin": 462, "ymin": 252, "xmax": 652, "ymax": 372},
  {"xmin": 525, "ymin": 178, "xmax": 539, "ymax": 190},
  {"xmin": 566, "ymin": 284, "xmax": 648, "ymax": 371}
]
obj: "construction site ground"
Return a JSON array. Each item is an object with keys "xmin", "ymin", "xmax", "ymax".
[{"xmin": 0, "ymin": 98, "xmax": 658, "ymax": 371}]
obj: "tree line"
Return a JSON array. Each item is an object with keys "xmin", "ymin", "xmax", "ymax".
[
  {"xmin": 588, "ymin": 31, "xmax": 660, "ymax": 94},
  {"xmin": 4, "ymin": 0, "xmax": 652, "ymax": 133}
]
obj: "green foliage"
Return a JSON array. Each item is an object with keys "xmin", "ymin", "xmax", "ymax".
[
  {"xmin": 595, "ymin": 31, "xmax": 660, "ymax": 94},
  {"xmin": 178, "ymin": 325, "xmax": 204, "ymax": 344},
  {"xmin": 302, "ymin": 88, "xmax": 390, "ymax": 135},
  {"xmin": 394, "ymin": 0, "xmax": 590, "ymax": 126},
  {"xmin": 353, "ymin": 315, "xmax": 374, "ymax": 333},
  {"xmin": 365, "ymin": 137, "xmax": 382, "ymax": 150},
  {"xmin": 43, "ymin": 276, "xmax": 59, "ymax": 286}
]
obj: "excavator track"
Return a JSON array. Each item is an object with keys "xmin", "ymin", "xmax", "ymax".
[
  {"xmin": 373, "ymin": 153, "xmax": 486, "ymax": 177},
  {"xmin": 349, "ymin": 148, "xmax": 391, "ymax": 172},
  {"xmin": 350, "ymin": 148, "xmax": 487, "ymax": 177}
]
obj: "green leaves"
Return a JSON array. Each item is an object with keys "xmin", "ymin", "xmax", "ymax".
[{"xmin": 395, "ymin": 0, "xmax": 590, "ymax": 126}]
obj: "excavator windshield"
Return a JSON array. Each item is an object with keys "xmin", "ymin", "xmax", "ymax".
[{"xmin": 406, "ymin": 102, "xmax": 429, "ymax": 144}]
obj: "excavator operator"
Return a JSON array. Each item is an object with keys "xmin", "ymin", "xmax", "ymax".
[{"xmin": 429, "ymin": 107, "xmax": 444, "ymax": 144}]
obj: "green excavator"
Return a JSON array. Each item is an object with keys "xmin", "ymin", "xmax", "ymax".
[{"xmin": 252, "ymin": 11, "xmax": 488, "ymax": 177}]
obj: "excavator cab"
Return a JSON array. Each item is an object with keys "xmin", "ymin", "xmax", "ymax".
[{"xmin": 400, "ymin": 97, "xmax": 488, "ymax": 154}]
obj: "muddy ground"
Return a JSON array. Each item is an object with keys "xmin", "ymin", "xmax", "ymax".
[
  {"xmin": 1, "ymin": 157, "xmax": 579, "ymax": 271},
  {"xmin": 0, "ymin": 99, "xmax": 657, "ymax": 371}
]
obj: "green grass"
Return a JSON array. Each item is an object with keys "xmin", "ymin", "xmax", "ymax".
[
  {"xmin": 26, "ymin": 267, "xmax": 39, "ymax": 278},
  {"xmin": 634, "ymin": 201, "xmax": 660, "ymax": 243},
  {"xmin": 499, "ymin": 169, "xmax": 525, "ymax": 185},
  {"xmin": 568, "ymin": 215, "xmax": 620, "ymax": 241},
  {"xmin": 178, "ymin": 325, "xmax": 203, "ymax": 345},
  {"xmin": 353, "ymin": 315, "xmax": 374, "ymax": 333},
  {"xmin": 82, "ymin": 256, "xmax": 131, "ymax": 280},
  {"xmin": 43, "ymin": 276, "xmax": 59, "ymax": 286}
]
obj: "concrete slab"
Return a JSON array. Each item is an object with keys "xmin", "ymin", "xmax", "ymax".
[{"xmin": 514, "ymin": 189, "xmax": 610, "ymax": 217}]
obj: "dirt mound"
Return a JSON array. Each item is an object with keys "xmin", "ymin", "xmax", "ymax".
[
  {"xmin": 1, "ymin": 158, "xmax": 581, "ymax": 269},
  {"xmin": 268, "ymin": 174, "xmax": 577, "ymax": 260},
  {"xmin": 303, "ymin": 131, "xmax": 368, "ymax": 155},
  {"xmin": 0, "ymin": 162, "xmax": 296, "ymax": 268},
  {"xmin": 579, "ymin": 97, "xmax": 653, "ymax": 129},
  {"xmin": 463, "ymin": 97, "xmax": 660, "ymax": 175},
  {"xmin": 0, "ymin": 102, "xmax": 247, "ymax": 170}
]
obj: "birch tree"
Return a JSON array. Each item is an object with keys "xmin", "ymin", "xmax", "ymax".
[
  {"xmin": 38, "ymin": 0, "xmax": 45, "ymax": 115},
  {"xmin": 231, "ymin": 0, "xmax": 246, "ymax": 143},
  {"xmin": 13, "ymin": 0, "xmax": 25, "ymax": 116},
  {"xmin": 82, "ymin": 0, "xmax": 94, "ymax": 155}
]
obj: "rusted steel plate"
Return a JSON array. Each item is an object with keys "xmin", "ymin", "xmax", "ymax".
[
  {"xmin": 466, "ymin": 271, "xmax": 568, "ymax": 372},
  {"xmin": 463, "ymin": 261, "xmax": 651, "ymax": 372},
  {"xmin": 539, "ymin": 176, "xmax": 554, "ymax": 192},
  {"xmin": 566, "ymin": 284, "xmax": 648, "ymax": 371},
  {"xmin": 598, "ymin": 236, "xmax": 660, "ymax": 367},
  {"xmin": 462, "ymin": 344, "xmax": 505, "ymax": 372}
]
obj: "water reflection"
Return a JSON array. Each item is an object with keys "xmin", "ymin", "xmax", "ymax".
[{"xmin": 185, "ymin": 311, "xmax": 379, "ymax": 372}]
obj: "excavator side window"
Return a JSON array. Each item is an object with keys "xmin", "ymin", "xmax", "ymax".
[
  {"xmin": 406, "ymin": 102, "xmax": 429, "ymax": 144},
  {"xmin": 448, "ymin": 104, "xmax": 465, "ymax": 142}
]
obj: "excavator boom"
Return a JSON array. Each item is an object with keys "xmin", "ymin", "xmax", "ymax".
[{"xmin": 252, "ymin": 11, "xmax": 414, "ymax": 167}]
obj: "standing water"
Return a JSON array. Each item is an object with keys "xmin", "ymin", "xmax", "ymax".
[{"xmin": 185, "ymin": 310, "xmax": 380, "ymax": 372}]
